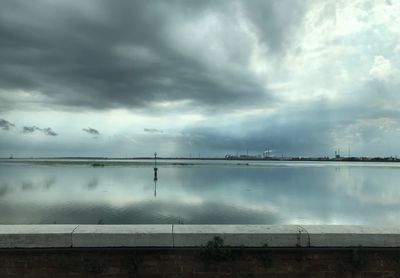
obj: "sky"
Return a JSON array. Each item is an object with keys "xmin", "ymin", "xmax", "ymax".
[{"xmin": 0, "ymin": 0, "xmax": 400, "ymax": 158}]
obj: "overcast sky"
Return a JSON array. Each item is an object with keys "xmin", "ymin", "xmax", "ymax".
[{"xmin": 0, "ymin": 0, "xmax": 400, "ymax": 158}]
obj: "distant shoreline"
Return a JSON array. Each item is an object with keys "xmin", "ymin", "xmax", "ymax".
[{"xmin": 1, "ymin": 157, "xmax": 400, "ymax": 165}]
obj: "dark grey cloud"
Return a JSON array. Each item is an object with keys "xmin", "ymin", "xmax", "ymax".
[
  {"xmin": 23, "ymin": 126, "xmax": 40, "ymax": 134},
  {"xmin": 0, "ymin": 0, "xmax": 305, "ymax": 111},
  {"xmin": 42, "ymin": 128, "xmax": 58, "ymax": 136},
  {"xmin": 0, "ymin": 119, "xmax": 15, "ymax": 130},
  {"xmin": 177, "ymin": 100, "xmax": 379, "ymax": 157},
  {"xmin": 83, "ymin": 127, "xmax": 100, "ymax": 135},
  {"xmin": 144, "ymin": 128, "xmax": 163, "ymax": 134},
  {"xmin": 240, "ymin": 0, "xmax": 311, "ymax": 53},
  {"xmin": 23, "ymin": 126, "xmax": 58, "ymax": 136},
  {"xmin": 180, "ymin": 123, "xmax": 332, "ymax": 157}
]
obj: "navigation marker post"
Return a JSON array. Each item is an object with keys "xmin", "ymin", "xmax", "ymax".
[
  {"xmin": 154, "ymin": 152, "xmax": 158, "ymax": 180},
  {"xmin": 154, "ymin": 152, "xmax": 158, "ymax": 197}
]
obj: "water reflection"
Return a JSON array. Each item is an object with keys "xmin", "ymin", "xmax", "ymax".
[
  {"xmin": 154, "ymin": 179, "xmax": 157, "ymax": 197},
  {"xmin": 154, "ymin": 153, "xmax": 158, "ymax": 197},
  {"xmin": 0, "ymin": 161, "xmax": 400, "ymax": 224},
  {"xmin": 43, "ymin": 177, "xmax": 56, "ymax": 189},
  {"xmin": 0, "ymin": 183, "xmax": 9, "ymax": 197},
  {"xmin": 21, "ymin": 181, "xmax": 34, "ymax": 191},
  {"xmin": 86, "ymin": 178, "xmax": 99, "ymax": 190}
]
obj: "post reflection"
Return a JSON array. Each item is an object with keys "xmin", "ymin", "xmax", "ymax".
[
  {"xmin": 154, "ymin": 178, "xmax": 157, "ymax": 197},
  {"xmin": 153, "ymin": 152, "xmax": 158, "ymax": 197}
]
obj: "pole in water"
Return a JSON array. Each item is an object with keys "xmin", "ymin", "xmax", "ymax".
[{"xmin": 153, "ymin": 152, "xmax": 158, "ymax": 181}]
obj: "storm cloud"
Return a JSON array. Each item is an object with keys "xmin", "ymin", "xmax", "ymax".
[
  {"xmin": 0, "ymin": 0, "xmax": 280, "ymax": 111},
  {"xmin": 0, "ymin": 119, "xmax": 14, "ymax": 131},
  {"xmin": 22, "ymin": 126, "xmax": 40, "ymax": 134},
  {"xmin": 144, "ymin": 128, "xmax": 163, "ymax": 134},
  {"xmin": 83, "ymin": 127, "xmax": 100, "ymax": 136},
  {"xmin": 23, "ymin": 126, "xmax": 58, "ymax": 136},
  {"xmin": 0, "ymin": 0, "xmax": 400, "ymax": 157},
  {"xmin": 42, "ymin": 128, "xmax": 58, "ymax": 137}
]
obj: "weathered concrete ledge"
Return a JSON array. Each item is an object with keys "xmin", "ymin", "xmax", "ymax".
[{"xmin": 1, "ymin": 225, "xmax": 400, "ymax": 249}]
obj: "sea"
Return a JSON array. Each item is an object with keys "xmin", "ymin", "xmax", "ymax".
[{"xmin": 0, "ymin": 159, "xmax": 399, "ymax": 225}]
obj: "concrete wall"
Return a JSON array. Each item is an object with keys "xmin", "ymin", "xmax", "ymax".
[
  {"xmin": 1, "ymin": 225, "xmax": 400, "ymax": 248},
  {"xmin": 1, "ymin": 225, "xmax": 400, "ymax": 277}
]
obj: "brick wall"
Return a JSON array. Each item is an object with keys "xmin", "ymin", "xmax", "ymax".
[{"xmin": 1, "ymin": 248, "xmax": 400, "ymax": 277}]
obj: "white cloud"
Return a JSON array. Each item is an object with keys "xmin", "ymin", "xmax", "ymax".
[
  {"xmin": 395, "ymin": 44, "xmax": 400, "ymax": 54},
  {"xmin": 369, "ymin": 56, "xmax": 395, "ymax": 81}
]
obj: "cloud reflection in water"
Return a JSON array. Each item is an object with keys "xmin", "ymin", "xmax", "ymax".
[{"xmin": 0, "ymin": 161, "xmax": 399, "ymax": 225}]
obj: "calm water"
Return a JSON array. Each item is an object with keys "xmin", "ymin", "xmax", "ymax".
[{"xmin": 1, "ymin": 160, "xmax": 400, "ymax": 225}]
